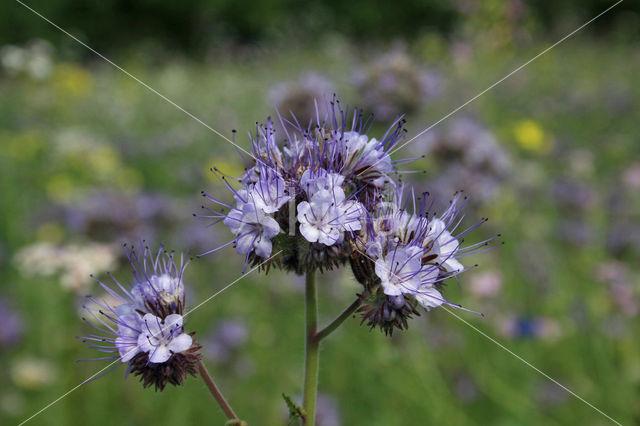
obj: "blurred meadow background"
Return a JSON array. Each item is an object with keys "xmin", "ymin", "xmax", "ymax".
[{"xmin": 1, "ymin": 0, "xmax": 640, "ymax": 424}]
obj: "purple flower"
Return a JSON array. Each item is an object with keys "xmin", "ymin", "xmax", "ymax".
[
  {"xmin": 137, "ymin": 313, "xmax": 192, "ymax": 364},
  {"xmin": 197, "ymin": 96, "xmax": 496, "ymax": 335},
  {"xmin": 375, "ymin": 246, "xmax": 423, "ymax": 296},
  {"xmin": 224, "ymin": 202, "xmax": 281, "ymax": 258},
  {"xmin": 352, "ymin": 188, "xmax": 496, "ymax": 333},
  {"xmin": 199, "ymin": 97, "xmax": 409, "ymax": 273},
  {"xmin": 0, "ymin": 298, "xmax": 23, "ymax": 350},
  {"xmin": 297, "ymin": 178, "xmax": 364, "ymax": 246},
  {"xmin": 80, "ymin": 244, "xmax": 201, "ymax": 390}
]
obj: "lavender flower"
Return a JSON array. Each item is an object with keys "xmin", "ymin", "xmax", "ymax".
[
  {"xmin": 224, "ymin": 201, "xmax": 281, "ymax": 258},
  {"xmin": 199, "ymin": 98, "xmax": 410, "ymax": 273},
  {"xmin": 198, "ymin": 96, "xmax": 496, "ymax": 334},
  {"xmin": 351, "ymin": 189, "xmax": 497, "ymax": 334},
  {"xmin": 80, "ymin": 244, "xmax": 201, "ymax": 390},
  {"xmin": 137, "ymin": 313, "xmax": 193, "ymax": 364},
  {"xmin": 354, "ymin": 49, "xmax": 441, "ymax": 121},
  {"xmin": 0, "ymin": 297, "xmax": 23, "ymax": 350}
]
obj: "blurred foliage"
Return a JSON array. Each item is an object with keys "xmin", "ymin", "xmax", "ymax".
[{"xmin": 2, "ymin": 0, "xmax": 640, "ymax": 55}]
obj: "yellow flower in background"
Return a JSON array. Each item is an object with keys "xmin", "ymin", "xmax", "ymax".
[
  {"xmin": 52, "ymin": 63, "xmax": 93, "ymax": 98},
  {"xmin": 45, "ymin": 173, "xmax": 76, "ymax": 201},
  {"xmin": 10, "ymin": 358, "xmax": 58, "ymax": 390},
  {"xmin": 2, "ymin": 131, "xmax": 44, "ymax": 161},
  {"xmin": 206, "ymin": 156, "xmax": 245, "ymax": 182},
  {"xmin": 513, "ymin": 119, "xmax": 553, "ymax": 154},
  {"xmin": 36, "ymin": 222, "xmax": 65, "ymax": 243},
  {"xmin": 86, "ymin": 144, "xmax": 121, "ymax": 179}
]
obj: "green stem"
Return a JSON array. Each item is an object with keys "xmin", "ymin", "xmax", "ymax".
[
  {"xmin": 302, "ymin": 270, "xmax": 319, "ymax": 426},
  {"xmin": 197, "ymin": 359, "xmax": 239, "ymax": 421},
  {"xmin": 314, "ymin": 298, "xmax": 362, "ymax": 343}
]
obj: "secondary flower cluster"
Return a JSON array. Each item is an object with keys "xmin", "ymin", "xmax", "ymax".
[
  {"xmin": 351, "ymin": 188, "xmax": 495, "ymax": 334},
  {"xmin": 200, "ymin": 98, "xmax": 495, "ymax": 333},
  {"xmin": 80, "ymin": 245, "xmax": 201, "ymax": 390}
]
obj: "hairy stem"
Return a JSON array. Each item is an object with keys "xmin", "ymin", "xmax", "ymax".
[
  {"xmin": 197, "ymin": 359, "xmax": 239, "ymax": 421},
  {"xmin": 302, "ymin": 270, "xmax": 319, "ymax": 426},
  {"xmin": 314, "ymin": 298, "xmax": 362, "ymax": 343}
]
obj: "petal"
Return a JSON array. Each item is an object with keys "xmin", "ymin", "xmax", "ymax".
[
  {"xmin": 117, "ymin": 339, "xmax": 140, "ymax": 362},
  {"xmin": 167, "ymin": 333, "xmax": 192, "ymax": 354},
  {"xmin": 415, "ymin": 287, "xmax": 444, "ymax": 310},
  {"xmin": 223, "ymin": 209, "xmax": 245, "ymax": 234},
  {"xmin": 254, "ymin": 237, "xmax": 273, "ymax": 258},
  {"xmin": 148, "ymin": 345, "xmax": 171, "ymax": 363},
  {"xmin": 444, "ymin": 258, "xmax": 464, "ymax": 273},
  {"xmin": 164, "ymin": 314, "xmax": 184, "ymax": 330},
  {"xmin": 296, "ymin": 202, "xmax": 312, "ymax": 224},
  {"xmin": 300, "ymin": 223, "xmax": 320, "ymax": 243},
  {"xmin": 318, "ymin": 227, "xmax": 340, "ymax": 246},
  {"xmin": 235, "ymin": 232, "xmax": 255, "ymax": 255},
  {"xmin": 375, "ymin": 259, "xmax": 390, "ymax": 281},
  {"xmin": 137, "ymin": 332, "xmax": 154, "ymax": 354},
  {"xmin": 381, "ymin": 280, "xmax": 403, "ymax": 296},
  {"xmin": 262, "ymin": 216, "xmax": 281, "ymax": 237},
  {"xmin": 141, "ymin": 313, "xmax": 162, "ymax": 336}
]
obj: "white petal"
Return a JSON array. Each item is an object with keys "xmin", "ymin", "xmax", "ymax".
[
  {"xmin": 296, "ymin": 202, "xmax": 312, "ymax": 224},
  {"xmin": 141, "ymin": 313, "xmax": 162, "ymax": 336},
  {"xmin": 164, "ymin": 314, "xmax": 183, "ymax": 330},
  {"xmin": 444, "ymin": 258, "xmax": 464, "ymax": 273},
  {"xmin": 117, "ymin": 339, "xmax": 140, "ymax": 362},
  {"xmin": 254, "ymin": 237, "xmax": 273, "ymax": 258},
  {"xmin": 381, "ymin": 280, "xmax": 403, "ymax": 296},
  {"xmin": 300, "ymin": 223, "xmax": 320, "ymax": 243},
  {"xmin": 167, "ymin": 333, "xmax": 192, "ymax": 354},
  {"xmin": 137, "ymin": 332, "xmax": 154, "ymax": 354},
  {"xmin": 235, "ymin": 233, "xmax": 255, "ymax": 255},
  {"xmin": 262, "ymin": 216, "xmax": 281, "ymax": 238},
  {"xmin": 375, "ymin": 259, "xmax": 390, "ymax": 281},
  {"xmin": 415, "ymin": 287, "xmax": 444, "ymax": 310},
  {"xmin": 223, "ymin": 209, "xmax": 245, "ymax": 234},
  {"xmin": 148, "ymin": 345, "xmax": 171, "ymax": 363}
]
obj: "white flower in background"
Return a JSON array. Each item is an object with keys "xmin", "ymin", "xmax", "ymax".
[{"xmin": 13, "ymin": 242, "xmax": 116, "ymax": 292}]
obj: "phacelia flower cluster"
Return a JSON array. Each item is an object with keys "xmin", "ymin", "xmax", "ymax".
[
  {"xmin": 200, "ymin": 98, "xmax": 497, "ymax": 333},
  {"xmin": 200, "ymin": 99, "xmax": 408, "ymax": 273},
  {"xmin": 351, "ymin": 188, "xmax": 497, "ymax": 334},
  {"xmin": 80, "ymin": 245, "xmax": 201, "ymax": 390}
]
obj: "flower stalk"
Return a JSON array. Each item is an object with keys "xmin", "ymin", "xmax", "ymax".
[
  {"xmin": 314, "ymin": 298, "xmax": 362, "ymax": 343},
  {"xmin": 197, "ymin": 359, "xmax": 239, "ymax": 421},
  {"xmin": 302, "ymin": 270, "xmax": 319, "ymax": 426}
]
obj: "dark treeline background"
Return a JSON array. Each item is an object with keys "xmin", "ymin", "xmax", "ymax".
[{"xmin": 5, "ymin": 0, "xmax": 640, "ymax": 55}]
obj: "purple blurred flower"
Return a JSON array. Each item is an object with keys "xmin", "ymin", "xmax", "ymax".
[
  {"xmin": 551, "ymin": 179, "xmax": 595, "ymax": 211},
  {"xmin": 409, "ymin": 117, "xmax": 511, "ymax": 209},
  {"xmin": 497, "ymin": 315, "xmax": 561, "ymax": 340},
  {"xmin": 0, "ymin": 298, "xmax": 23, "ymax": 350},
  {"xmin": 269, "ymin": 73, "xmax": 335, "ymax": 127},
  {"xmin": 354, "ymin": 49, "xmax": 442, "ymax": 121},
  {"xmin": 203, "ymin": 319, "xmax": 249, "ymax": 364}
]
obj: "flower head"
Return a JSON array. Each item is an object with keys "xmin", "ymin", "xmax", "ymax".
[
  {"xmin": 351, "ymin": 188, "xmax": 497, "ymax": 334},
  {"xmin": 197, "ymin": 96, "xmax": 497, "ymax": 335},
  {"xmin": 199, "ymin": 97, "xmax": 412, "ymax": 274},
  {"xmin": 80, "ymin": 244, "xmax": 201, "ymax": 390}
]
